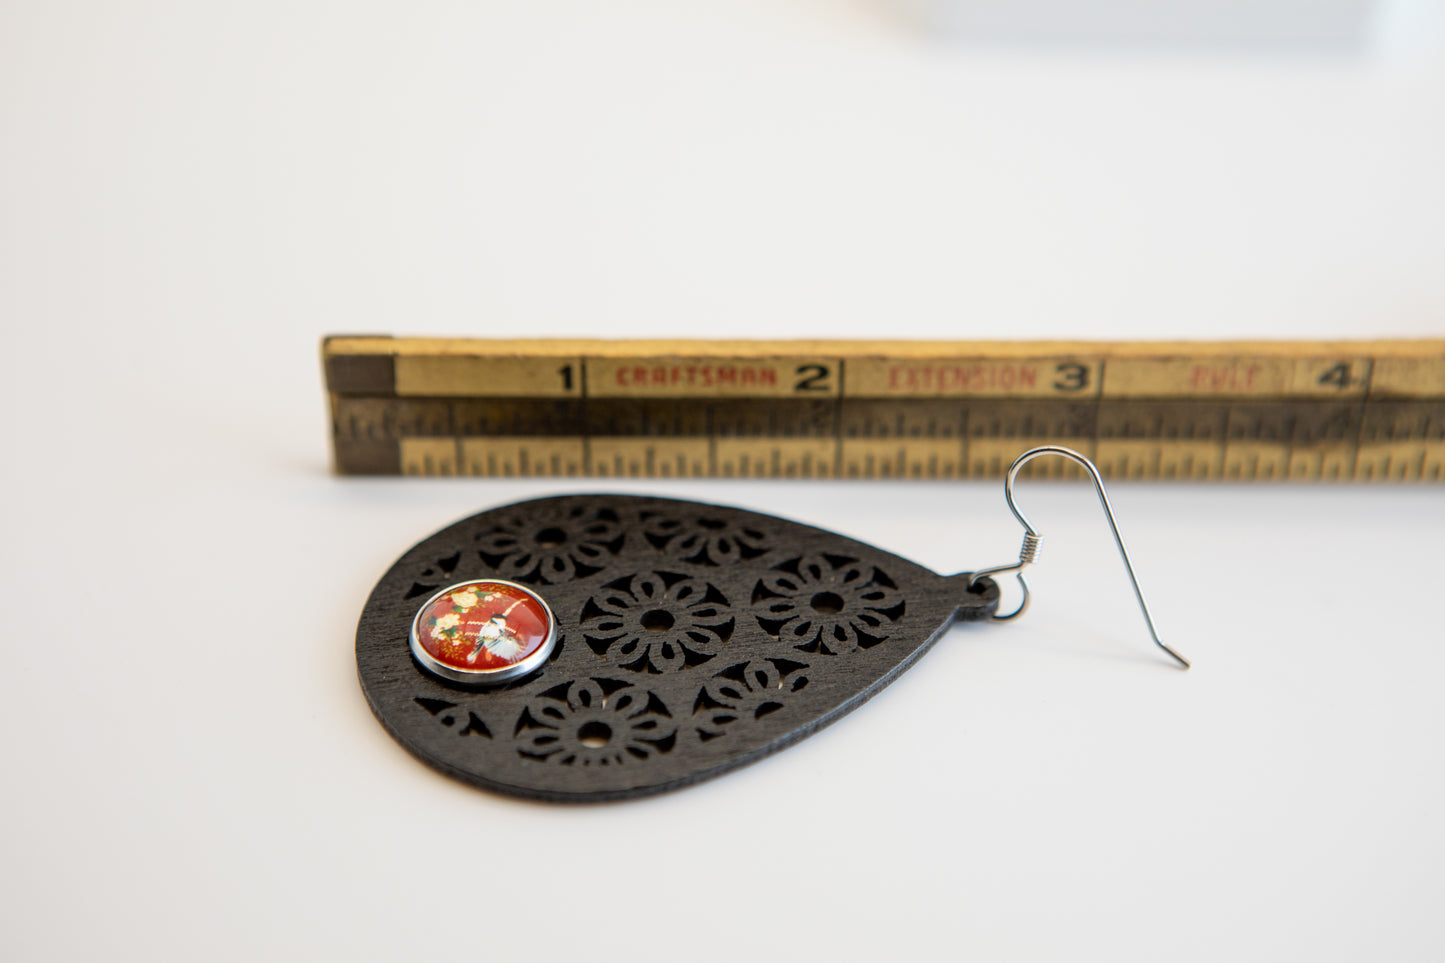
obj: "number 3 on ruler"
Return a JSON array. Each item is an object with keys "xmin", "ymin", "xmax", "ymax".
[{"xmin": 1053, "ymin": 363, "xmax": 1090, "ymax": 392}]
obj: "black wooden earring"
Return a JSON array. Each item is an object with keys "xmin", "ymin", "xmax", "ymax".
[{"xmin": 355, "ymin": 445, "xmax": 1188, "ymax": 802}]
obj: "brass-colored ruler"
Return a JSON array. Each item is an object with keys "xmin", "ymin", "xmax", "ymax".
[{"xmin": 324, "ymin": 337, "xmax": 1445, "ymax": 482}]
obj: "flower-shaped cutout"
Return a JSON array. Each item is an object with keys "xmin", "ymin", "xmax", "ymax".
[
  {"xmin": 514, "ymin": 678, "xmax": 675, "ymax": 766},
  {"xmin": 579, "ymin": 571, "xmax": 735, "ymax": 673},
  {"xmin": 640, "ymin": 510, "xmax": 771, "ymax": 566},
  {"xmin": 751, "ymin": 554, "xmax": 905, "ymax": 655},
  {"xmin": 692, "ymin": 658, "xmax": 810, "ymax": 742},
  {"xmin": 475, "ymin": 505, "xmax": 623, "ymax": 585},
  {"xmin": 414, "ymin": 697, "xmax": 492, "ymax": 739},
  {"xmin": 401, "ymin": 550, "xmax": 463, "ymax": 600}
]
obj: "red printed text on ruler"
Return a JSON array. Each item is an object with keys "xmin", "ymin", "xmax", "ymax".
[
  {"xmin": 887, "ymin": 363, "xmax": 1038, "ymax": 393},
  {"xmin": 1190, "ymin": 363, "xmax": 1263, "ymax": 392},
  {"xmin": 614, "ymin": 364, "xmax": 778, "ymax": 389}
]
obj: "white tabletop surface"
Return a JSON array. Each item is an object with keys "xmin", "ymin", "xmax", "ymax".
[{"xmin": 3, "ymin": 2, "xmax": 1444, "ymax": 961}]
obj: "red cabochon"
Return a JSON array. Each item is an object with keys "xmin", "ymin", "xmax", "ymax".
[{"xmin": 414, "ymin": 581, "xmax": 552, "ymax": 673}]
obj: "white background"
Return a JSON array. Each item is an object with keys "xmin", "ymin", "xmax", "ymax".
[{"xmin": 3, "ymin": 2, "xmax": 1444, "ymax": 961}]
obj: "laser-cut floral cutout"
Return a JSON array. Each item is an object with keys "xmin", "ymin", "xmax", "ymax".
[
  {"xmin": 640, "ymin": 509, "xmax": 771, "ymax": 566},
  {"xmin": 414, "ymin": 697, "xmax": 492, "ymax": 739},
  {"xmin": 751, "ymin": 554, "xmax": 905, "ymax": 655},
  {"xmin": 692, "ymin": 659, "xmax": 810, "ymax": 741},
  {"xmin": 579, "ymin": 571, "xmax": 735, "ymax": 673},
  {"xmin": 475, "ymin": 505, "xmax": 624, "ymax": 584},
  {"xmin": 402, "ymin": 550, "xmax": 464, "ymax": 599},
  {"xmin": 514, "ymin": 678, "xmax": 675, "ymax": 766}
]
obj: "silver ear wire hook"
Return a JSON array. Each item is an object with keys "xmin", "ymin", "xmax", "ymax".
[{"xmin": 967, "ymin": 445, "xmax": 1190, "ymax": 670}]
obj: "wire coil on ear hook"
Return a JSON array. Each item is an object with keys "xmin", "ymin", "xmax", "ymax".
[{"xmin": 968, "ymin": 446, "xmax": 1191, "ymax": 670}]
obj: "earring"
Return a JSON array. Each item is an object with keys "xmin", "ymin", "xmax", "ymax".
[{"xmin": 356, "ymin": 445, "xmax": 1187, "ymax": 801}]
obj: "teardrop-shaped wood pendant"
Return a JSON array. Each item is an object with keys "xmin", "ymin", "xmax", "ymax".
[{"xmin": 357, "ymin": 494, "xmax": 1000, "ymax": 801}]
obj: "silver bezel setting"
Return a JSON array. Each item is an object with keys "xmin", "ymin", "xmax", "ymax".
[{"xmin": 409, "ymin": 579, "xmax": 558, "ymax": 686}]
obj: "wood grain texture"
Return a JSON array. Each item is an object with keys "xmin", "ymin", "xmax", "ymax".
[
  {"xmin": 324, "ymin": 338, "xmax": 1445, "ymax": 480},
  {"xmin": 356, "ymin": 494, "xmax": 1000, "ymax": 802}
]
